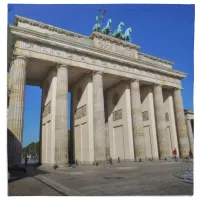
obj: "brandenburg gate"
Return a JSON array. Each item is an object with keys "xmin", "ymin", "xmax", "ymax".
[{"xmin": 7, "ymin": 15, "xmax": 193, "ymax": 167}]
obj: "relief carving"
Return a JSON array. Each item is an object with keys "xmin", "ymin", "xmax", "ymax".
[
  {"xmin": 68, "ymin": 53, "xmax": 73, "ymax": 59},
  {"xmin": 96, "ymin": 38, "xmax": 135, "ymax": 58},
  {"xmin": 92, "ymin": 59, "xmax": 96, "ymax": 64},
  {"xmin": 43, "ymin": 101, "xmax": 51, "ymax": 118},
  {"xmin": 19, "ymin": 41, "xmax": 180, "ymax": 85},
  {"xmin": 74, "ymin": 105, "xmax": 87, "ymax": 120},
  {"xmin": 142, "ymin": 111, "xmax": 149, "ymax": 121},
  {"xmin": 165, "ymin": 112, "xmax": 169, "ymax": 121},
  {"xmin": 113, "ymin": 109, "xmax": 122, "ymax": 121}
]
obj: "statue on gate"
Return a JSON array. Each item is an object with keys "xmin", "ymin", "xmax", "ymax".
[
  {"xmin": 111, "ymin": 22, "xmax": 125, "ymax": 39},
  {"xmin": 92, "ymin": 10, "xmax": 133, "ymax": 43},
  {"xmin": 92, "ymin": 16, "xmax": 102, "ymax": 32},
  {"xmin": 101, "ymin": 18, "xmax": 112, "ymax": 35},
  {"xmin": 99, "ymin": 9, "xmax": 107, "ymax": 22},
  {"xmin": 122, "ymin": 27, "xmax": 132, "ymax": 42}
]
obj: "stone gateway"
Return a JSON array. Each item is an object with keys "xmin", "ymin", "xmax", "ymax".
[{"xmin": 7, "ymin": 16, "xmax": 193, "ymax": 167}]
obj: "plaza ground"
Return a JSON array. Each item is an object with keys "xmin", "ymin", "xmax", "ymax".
[{"xmin": 8, "ymin": 160, "xmax": 193, "ymax": 196}]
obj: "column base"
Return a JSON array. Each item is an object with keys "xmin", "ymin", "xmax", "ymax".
[
  {"xmin": 159, "ymin": 157, "xmax": 174, "ymax": 161},
  {"xmin": 93, "ymin": 160, "xmax": 107, "ymax": 165}
]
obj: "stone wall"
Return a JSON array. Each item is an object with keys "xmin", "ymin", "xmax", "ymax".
[
  {"xmin": 107, "ymin": 82, "xmax": 134, "ymax": 161},
  {"xmin": 41, "ymin": 69, "xmax": 57, "ymax": 165},
  {"xmin": 141, "ymin": 87, "xmax": 159, "ymax": 160},
  {"xmin": 72, "ymin": 75, "xmax": 94, "ymax": 164},
  {"xmin": 163, "ymin": 90, "xmax": 179, "ymax": 157}
]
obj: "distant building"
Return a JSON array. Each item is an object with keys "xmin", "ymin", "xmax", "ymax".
[{"xmin": 184, "ymin": 109, "xmax": 194, "ymax": 151}]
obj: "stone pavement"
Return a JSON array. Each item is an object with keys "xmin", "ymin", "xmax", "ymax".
[
  {"xmin": 8, "ymin": 160, "xmax": 193, "ymax": 196},
  {"xmin": 8, "ymin": 164, "xmax": 63, "ymax": 196}
]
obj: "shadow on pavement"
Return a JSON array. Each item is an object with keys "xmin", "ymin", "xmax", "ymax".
[{"xmin": 8, "ymin": 163, "xmax": 49, "ymax": 183}]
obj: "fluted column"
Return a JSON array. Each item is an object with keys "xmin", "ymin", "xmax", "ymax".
[
  {"xmin": 55, "ymin": 65, "xmax": 68, "ymax": 167},
  {"xmin": 7, "ymin": 56, "xmax": 28, "ymax": 167},
  {"xmin": 186, "ymin": 119, "xmax": 193, "ymax": 152},
  {"xmin": 8, "ymin": 60, "xmax": 14, "ymax": 91},
  {"xmin": 93, "ymin": 71, "xmax": 106, "ymax": 163},
  {"xmin": 104, "ymin": 91, "xmax": 110, "ymax": 161},
  {"xmin": 153, "ymin": 84, "xmax": 170, "ymax": 159},
  {"xmin": 173, "ymin": 88, "xmax": 190, "ymax": 157},
  {"xmin": 70, "ymin": 91, "xmax": 74, "ymax": 164},
  {"xmin": 130, "ymin": 79, "xmax": 145, "ymax": 160},
  {"xmin": 39, "ymin": 87, "xmax": 45, "ymax": 164}
]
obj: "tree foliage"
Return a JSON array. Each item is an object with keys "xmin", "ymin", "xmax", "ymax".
[
  {"xmin": 22, "ymin": 141, "xmax": 40, "ymax": 156},
  {"xmin": 22, "ymin": 130, "xmax": 70, "ymax": 157}
]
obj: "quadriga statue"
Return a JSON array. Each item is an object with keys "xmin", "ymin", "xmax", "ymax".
[
  {"xmin": 122, "ymin": 27, "xmax": 132, "ymax": 42},
  {"xmin": 92, "ymin": 16, "xmax": 102, "ymax": 32},
  {"xmin": 111, "ymin": 22, "xmax": 125, "ymax": 39},
  {"xmin": 101, "ymin": 18, "xmax": 112, "ymax": 35}
]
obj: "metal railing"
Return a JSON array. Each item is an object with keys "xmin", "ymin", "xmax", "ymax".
[{"xmin": 182, "ymin": 159, "xmax": 193, "ymax": 184}]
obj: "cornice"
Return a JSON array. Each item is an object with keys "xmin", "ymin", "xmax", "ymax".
[
  {"xmin": 13, "ymin": 16, "xmax": 176, "ymax": 70},
  {"xmin": 89, "ymin": 31, "xmax": 141, "ymax": 51},
  {"xmin": 138, "ymin": 52, "xmax": 174, "ymax": 66},
  {"xmin": 184, "ymin": 109, "xmax": 194, "ymax": 115},
  {"xmin": 14, "ymin": 15, "xmax": 88, "ymax": 39},
  {"xmin": 9, "ymin": 25, "xmax": 186, "ymax": 80}
]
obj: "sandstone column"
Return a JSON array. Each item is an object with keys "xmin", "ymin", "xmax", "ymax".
[
  {"xmin": 55, "ymin": 65, "xmax": 68, "ymax": 167},
  {"xmin": 8, "ymin": 60, "xmax": 14, "ymax": 91},
  {"xmin": 104, "ymin": 91, "xmax": 110, "ymax": 161},
  {"xmin": 153, "ymin": 84, "xmax": 170, "ymax": 159},
  {"xmin": 186, "ymin": 119, "xmax": 193, "ymax": 152},
  {"xmin": 130, "ymin": 79, "xmax": 145, "ymax": 160},
  {"xmin": 173, "ymin": 88, "xmax": 190, "ymax": 157},
  {"xmin": 7, "ymin": 56, "xmax": 28, "ymax": 167},
  {"xmin": 93, "ymin": 71, "xmax": 106, "ymax": 163},
  {"xmin": 39, "ymin": 88, "xmax": 44, "ymax": 164},
  {"xmin": 70, "ymin": 91, "xmax": 74, "ymax": 164}
]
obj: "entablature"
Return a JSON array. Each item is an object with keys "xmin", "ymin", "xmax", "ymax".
[
  {"xmin": 8, "ymin": 25, "xmax": 186, "ymax": 80},
  {"xmin": 12, "ymin": 16, "xmax": 179, "ymax": 72},
  {"xmin": 138, "ymin": 52, "xmax": 174, "ymax": 69},
  {"xmin": 184, "ymin": 109, "xmax": 194, "ymax": 120},
  {"xmin": 8, "ymin": 16, "xmax": 187, "ymax": 90}
]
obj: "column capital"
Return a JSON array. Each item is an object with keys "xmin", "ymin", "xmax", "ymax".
[
  {"xmin": 13, "ymin": 56, "xmax": 28, "ymax": 65},
  {"xmin": 92, "ymin": 71, "xmax": 104, "ymax": 76},
  {"xmin": 56, "ymin": 64, "xmax": 69, "ymax": 69},
  {"xmin": 130, "ymin": 78, "xmax": 140, "ymax": 83},
  {"xmin": 173, "ymin": 87, "xmax": 183, "ymax": 92},
  {"xmin": 153, "ymin": 83, "xmax": 162, "ymax": 88}
]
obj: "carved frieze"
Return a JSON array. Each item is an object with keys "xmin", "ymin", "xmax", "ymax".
[
  {"xmin": 19, "ymin": 41, "xmax": 180, "ymax": 85},
  {"xmin": 94, "ymin": 38, "xmax": 136, "ymax": 58},
  {"xmin": 142, "ymin": 111, "xmax": 149, "ymax": 121},
  {"xmin": 113, "ymin": 109, "xmax": 122, "ymax": 121},
  {"xmin": 165, "ymin": 112, "xmax": 169, "ymax": 121},
  {"xmin": 43, "ymin": 101, "xmax": 51, "ymax": 118},
  {"xmin": 74, "ymin": 105, "xmax": 87, "ymax": 120}
]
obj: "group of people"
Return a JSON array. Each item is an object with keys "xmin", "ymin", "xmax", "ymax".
[{"xmin": 172, "ymin": 148, "xmax": 193, "ymax": 160}]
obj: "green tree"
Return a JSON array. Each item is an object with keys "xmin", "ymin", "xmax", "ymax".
[{"xmin": 22, "ymin": 141, "xmax": 40, "ymax": 156}]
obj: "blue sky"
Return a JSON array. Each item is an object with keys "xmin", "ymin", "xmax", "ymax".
[{"xmin": 8, "ymin": 4, "xmax": 194, "ymax": 147}]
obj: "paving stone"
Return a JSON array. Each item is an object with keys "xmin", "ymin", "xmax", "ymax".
[{"xmin": 8, "ymin": 161, "xmax": 193, "ymax": 196}]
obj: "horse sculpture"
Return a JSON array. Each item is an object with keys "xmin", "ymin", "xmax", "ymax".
[
  {"xmin": 111, "ymin": 22, "xmax": 125, "ymax": 39},
  {"xmin": 101, "ymin": 18, "xmax": 112, "ymax": 35},
  {"xmin": 122, "ymin": 27, "xmax": 132, "ymax": 42},
  {"xmin": 92, "ymin": 16, "xmax": 102, "ymax": 32}
]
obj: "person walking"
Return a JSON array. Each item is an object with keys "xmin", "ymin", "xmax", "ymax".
[
  {"xmin": 173, "ymin": 148, "xmax": 177, "ymax": 158},
  {"xmin": 172, "ymin": 148, "xmax": 178, "ymax": 162},
  {"xmin": 25, "ymin": 155, "xmax": 28, "ymax": 167},
  {"xmin": 189, "ymin": 149, "xmax": 193, "ymax": 159}
]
